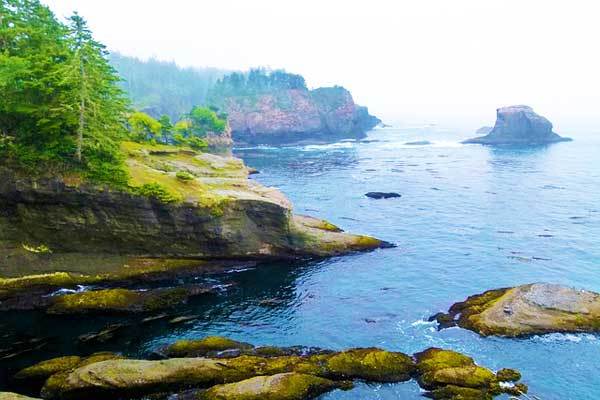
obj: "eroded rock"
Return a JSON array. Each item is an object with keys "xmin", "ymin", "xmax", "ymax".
[
  {"xmin": 431, "ymin": 283, "xmax": 600, "ymax": 336},
  {"xmin": 464, "ymin": 105, "xmax": 571, "ymax": 145}
]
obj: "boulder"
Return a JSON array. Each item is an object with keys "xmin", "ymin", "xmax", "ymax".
[
  {"xmin": 415, "ymin": 348, "xmax": 526, "ymax": 399},
  {"xmin": 464, "ymin": 105, "xmax": 571, "ymax": 145},
  {"xmin": 431, "ymin": 283, "xmax": 600, "ymax": 336},
  {"xmin": 201, "ymin": 373, "xmax": 351, "ymax": 400}
]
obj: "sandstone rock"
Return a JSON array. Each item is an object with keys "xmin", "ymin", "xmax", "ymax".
[
  {"xmin": 0, "ymin": 142, "xmax": 387, "ymax": 299},
  {"xmin": 201, "ymin": 373, "xmax": 351, "ymax": 400},
  {"xmin": 431, "ymin": 283, "xmax": 600, "ymax": 336},
  {"xmin": 219, "ymin": 87, "xmax": 380, "ymax": 145},
  {"xmin": 464, "ymin": 105, "xmax": 571, "ymax": 145}
]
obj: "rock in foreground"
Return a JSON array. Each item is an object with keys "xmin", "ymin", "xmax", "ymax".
[
  {"xmin": 26, "ymin": 336, "xmax": 525, "ymax": 400},
  {"xmin": 201, "ymin": 373, "xmax": 351, "ymax": 400},
  {"xmin": 431, "ymin": 283, "xmax": 600, "ymax": 336},
  {"xmin": 464, "ymin": 105, "xmax": 571, "ymax": 145}
]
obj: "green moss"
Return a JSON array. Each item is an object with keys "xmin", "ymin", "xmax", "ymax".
[
  {"xmin": 165, "ymin": 336, "xmax": 254, "ymax": 358},
  {"xmin": 47, "ymin": 288, "xmax": 189, "ymax": 314},
  {"xmin": 421, "ymin": 366, "xmax": 497, "ymax": 390},
  {"xmin": 133, "ymin": 182, "xmax": 182, "ymax": 204},
  {"xmin": 324, "ymin": 348, "xmax": 415, "ymax": 382},
  {"xmin": 415, "ymin": 348, "xmax": 475, "ymax": 375},
  {"xmin": 429, "ymin": 385, "xmax": 493, "ymax": 400},
  {"xmin": 495, "ymin": 368, "xmax": 521, "ymax": 382},
  {"xmin": 14, "ymin": 356, "xmax": 82, "ymax": 381},
  {"xmin": 176, "ymin": 170, "xmax": 195, "ymax": 181},
  {"xmin": 202, "ymin": 373, "xmax": 351, "ymax": 400}
]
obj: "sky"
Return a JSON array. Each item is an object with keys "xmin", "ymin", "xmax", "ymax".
[{"xmin": 43, "ymin": 0, "xmax": 600, "ymax": 130}]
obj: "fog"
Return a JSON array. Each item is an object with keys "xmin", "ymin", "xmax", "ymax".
[{"xmin": 43, "ymin": 0, "xmax": 600, "ymax": 131}]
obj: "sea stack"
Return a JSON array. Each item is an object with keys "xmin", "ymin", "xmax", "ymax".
[{"xmin": 464, "ymin": 105, "xmax": 571, "ymax": 145}]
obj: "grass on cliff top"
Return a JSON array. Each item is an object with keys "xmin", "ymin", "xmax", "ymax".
[{"xmin": 121, "ymin": 141, "xmax": 251, "ymax": 211}]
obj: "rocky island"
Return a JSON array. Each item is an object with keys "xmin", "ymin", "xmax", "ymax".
[
  {"xmin": 464, "ymin": 105, "xmax": 571, "ymax": 145},
  {"xmin": 431, "ymin": 283, "xmax": 600, "ymax": 337},
  {"xmin": 208, "ymin": 69, "xmax": 381, "ymax": 145}
]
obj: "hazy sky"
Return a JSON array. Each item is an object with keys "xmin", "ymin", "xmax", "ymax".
[{"xmin": 43, "ymin": 0, "xmax": 600, "ymax": 129}]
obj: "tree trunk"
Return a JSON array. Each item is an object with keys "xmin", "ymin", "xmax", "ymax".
[{"xmin": 76, "ymin": 58, "xmax": 85, "ymax": 162}]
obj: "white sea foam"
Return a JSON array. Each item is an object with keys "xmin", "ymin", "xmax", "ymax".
[{"xmin": 533, "ymin": 333, "xmax": 597, "ymax": 343}]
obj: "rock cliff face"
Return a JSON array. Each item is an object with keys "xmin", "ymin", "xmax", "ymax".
[
  {"xmin": 464, "ymin": 105, "xmax": 571, "ymax": 145},
  {"xmin": 221, "ymin": 86, "xmax": 380, "ymax": 145},
  {"xmin": 0, "ymin": 142, "xmax": 386, "ymax": 282}
]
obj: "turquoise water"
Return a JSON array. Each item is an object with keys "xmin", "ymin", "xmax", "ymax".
[{"xmin": 2, "ymin": 126, "xmax": 600, "ymax": 399}]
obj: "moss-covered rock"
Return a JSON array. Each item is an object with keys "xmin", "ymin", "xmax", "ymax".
[
  {"xmin": 428, "ymin": 384, "xmax": 493, "ymax": 400},
  {"xmin": 0, "ymin": 393, "xmax": 42, "ymax": 400},
  {"xmin": 495, "ymin": 368, "xmax": 521, "ymax": 382},
  {"xmin": 201, "ymin": 373, "xmax": 351, "ymax": 400},
  {"xmin": 14, "ymin": 356, "xmax": 82, "ymax": 382},
  {"xmin": 46, "ymin": 287, "xmax": 210, "ymax": 314},
  {"xmin": 415, "ymin": 348, "xmax": 524, "ymax": 399},
  {"xmin": 432, "ymin": 283, "xmax": 600, "ymax": 336},
  {"xmin": 323, "ymin": 348, "xmax": 415, "ymax": 382},
  {"xmin": 164, "ymin": 336, "xmax": 254, "ymax": 358}
]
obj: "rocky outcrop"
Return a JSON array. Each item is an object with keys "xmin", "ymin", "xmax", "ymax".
[
  {"xmin": 14, "ymin": 336, "xmax": 524, "ymax": 400},
  {"xmin": 201, "ymin": 373, "xmax": 350, "ymax": 400},
  {"xmin": 415, "ymin": 348, "xmax": 527, "ymax": 399},
  {"xmin": 431, "ymin": 283, "xmax": 600, "ymax": 337},
  {"xmin": 0, "ymin": 142, "xmax": 387, "ymax": 289},
  {"xmin": 219, "ymin": 87, "xmax": 380, "ymax": 145},
  {"xmin": 464, "ymin": 105, "xmax": 571, "ymax": 145}
]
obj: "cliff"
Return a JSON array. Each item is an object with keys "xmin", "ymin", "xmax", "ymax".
[
  {"xmin": 464, "ymin": 105, "xmax": 571, "ymax": 145},
  {"xmin": 0, "ymin": 142, "xmax": 386, "ymax": 284},
  {"xmin": 209, "ymin": 70, "xmax": 380, "ymax": 145}
]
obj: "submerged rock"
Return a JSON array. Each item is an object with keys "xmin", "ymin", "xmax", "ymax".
[
  {"xmin": 463, "ymin": 105, "xmax": 571, "ymax": 145},
  {"xmin": 201, "ymin": 373, "xmax": 351, "ymax": 400},
  {"xmin": 404, "ymin": 140, "xmax": 432, "ymax": 146},
  {"xmin": 431, "ymin": 283, "xmax": 600, "ymax": 336},
  {"xmin": 47, "ymin": 286, "xmax": 211, "ymax": 314},
  {"xmin": 365, "ymin": 192, "xmax": 401, "ymax": 199}
]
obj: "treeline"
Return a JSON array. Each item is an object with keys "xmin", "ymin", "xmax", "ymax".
[
  {"xmin": 0, "ymin": 0, "xmax": 129, "ymax": 184},
  {"xmin": 208, "ymin": 68, "xmax": 307, "ymax": 101},
  {"xmin": 0, "ymin": 0, "xmax": 226, "ymax": 187},
  {"xmin": 110, "ymin": 53, "xmax": 227, "ymax": 121}
]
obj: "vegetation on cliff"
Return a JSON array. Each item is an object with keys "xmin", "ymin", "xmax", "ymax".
[
  {"xmin": 0, "ymin": 0, "xmax": 129, "ymax": 186},
  {"xmin": 109, "ymin": 53, "xmax": 227, "ymax": 120}
]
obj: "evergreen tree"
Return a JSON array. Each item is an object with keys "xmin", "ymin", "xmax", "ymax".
[{"xmin": 62, "ymin": 12, "xmax": 128, "ymax": 163}]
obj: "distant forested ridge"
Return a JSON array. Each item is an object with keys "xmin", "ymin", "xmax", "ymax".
[{"xmin": 110, "ymin": 53, "xmax": 228, "ymax": 120}]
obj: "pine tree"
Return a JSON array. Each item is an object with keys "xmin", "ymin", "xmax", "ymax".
[{"xmin": 62, "ymin": 12, "xmax": 128, "ymax": 163}]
